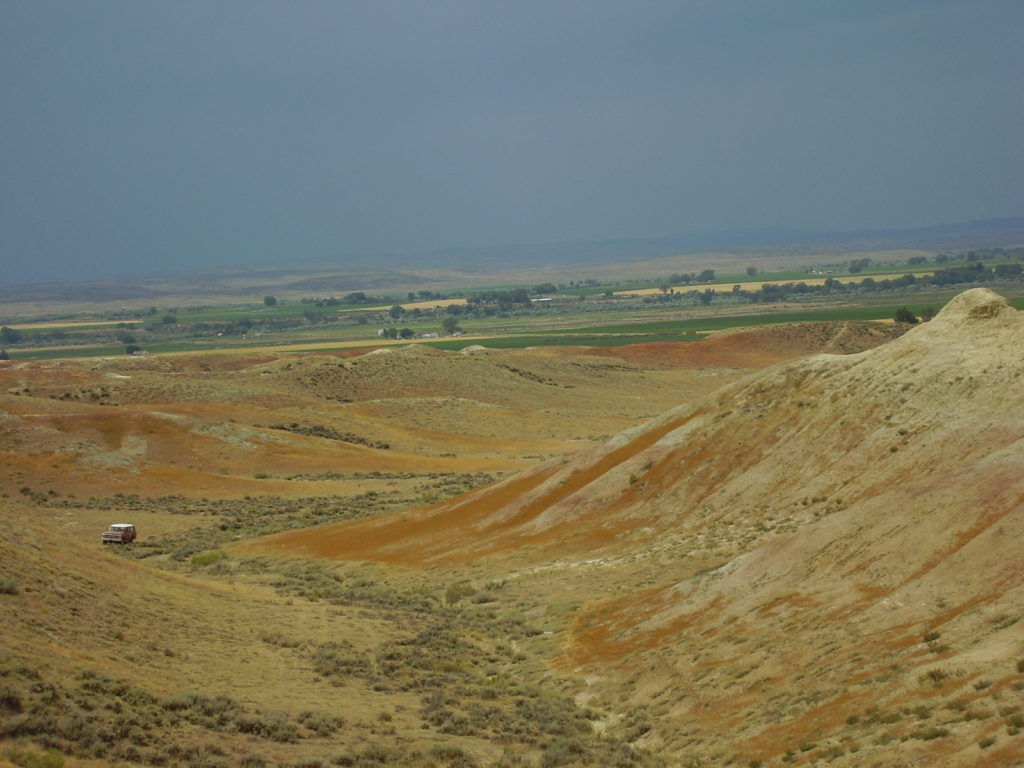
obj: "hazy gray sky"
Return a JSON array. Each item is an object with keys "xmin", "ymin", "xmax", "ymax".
[{"xmin": 2, "ymin": 1, "xmax": 1021, "ymax": 283}]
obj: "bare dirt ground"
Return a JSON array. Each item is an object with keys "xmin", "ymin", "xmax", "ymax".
[{"xmin": 3, "ymin": 303, "xmax": 1022, "ymax": 767}]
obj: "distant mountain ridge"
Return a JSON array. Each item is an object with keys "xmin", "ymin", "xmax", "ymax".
[
  {"xmin": 389, "ymin": 216, "xmax": 1024, "ymax": 270},
  {"xmin": 2, "ymin": 216, "xmax": 1021, "ymax": 301}
]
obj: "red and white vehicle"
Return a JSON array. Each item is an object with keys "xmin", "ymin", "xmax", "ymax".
[{"xmin": 101, "ymin": 523, "xmax": 137, "ymax": 544}]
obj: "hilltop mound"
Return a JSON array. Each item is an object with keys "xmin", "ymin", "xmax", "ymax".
[{"xmin": 252, "ymin": 289, "xmax": 1024, "ymax": 766}]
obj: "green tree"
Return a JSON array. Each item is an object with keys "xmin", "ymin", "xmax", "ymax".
[
  {"xmin": 441, "ymin": 316, "xmax": 462, "ymax": 335},
  {"xmin": 0, "ymin": 326, "xmax": 22, "ymax": 344},
  {"xmin": 0, "ymin": 348, "xmax": 9, "ymax": 360},
  {"xmin": 389, "ymin": 304, "xmax": 405, "ymax": 320},
  {"xmin": 263, "ymin": 295, "xmax": 277, "ymax": 306},
  {"xmin": 848, "ymin": 257, "xmax": 872, "ymax": 274},
  {"xmin": 746, "ymin": 266, "xmax": 758, "ymax": 277},
  {"xmin": 399, "ymin": 327, "xmax": 415, "ymax": 339},
  {"xmin": 893, "ymin": 306, "xmax": 918, "ymax": 324},
  {"xmin": 697, "ymin": 269, "xmax": 716, "ymax": 283}
]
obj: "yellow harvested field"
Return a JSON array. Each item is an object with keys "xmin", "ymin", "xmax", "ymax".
[
  {"xmin": 157, "ymin": 335, "xmax": 487, "ymax": 357},
  {"xmin": 616, "ymin": 272, "xmax": 934, "ymax": 295},
  {"xmin": 6, "ymin": 319, "xmax": 128, "ymax": 329},
  {"xmin": 355, "ymin": 298, "xmax": 468, "ymax": 312},
  {"xmin": 401, "ymin": 297, "xmax": 468, "ymax": 310}
]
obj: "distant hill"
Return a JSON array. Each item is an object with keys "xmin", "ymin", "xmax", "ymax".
[
  {"xmin": 2, "ymin": 216, "xmax": 1021, "ymax": 303},
  {"xmin": 395, "ymin": 216, "xmax": 1024, "ymax": 270}
]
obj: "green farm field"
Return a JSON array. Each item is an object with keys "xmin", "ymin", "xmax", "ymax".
[
  {"xmin": 2, "ymin": 251, "xmax": 1023, "ymax": 361},
  {"xmin": 7, "ymin": 294, "xmax": 1019, "ymax": 361}
]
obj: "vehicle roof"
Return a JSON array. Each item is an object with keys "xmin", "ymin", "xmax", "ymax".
[{"xmin": 109, "ymin": 523, "xmax": 135, "ymax": 528}]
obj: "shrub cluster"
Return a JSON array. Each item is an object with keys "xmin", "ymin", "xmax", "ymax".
[{"xmin": 0, "ymin": 664, "xmax": 340, "ymax": 765}]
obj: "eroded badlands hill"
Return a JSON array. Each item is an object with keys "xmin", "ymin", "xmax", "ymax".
[
  {"xmin": 0, "ymin": 345, "xmax": 682, "ymax": 500},
  {"xmin": 255, "ymin": 289, "xmax": 1024, "ymax": 766},
  {"xmin": 0, "ymin": 322, "xmax": 897, "ymax": 501}
]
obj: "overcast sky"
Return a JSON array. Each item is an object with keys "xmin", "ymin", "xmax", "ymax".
[{"xmin": 2, "ymin": 1, "xmax": 1021, "ymax": 283}]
